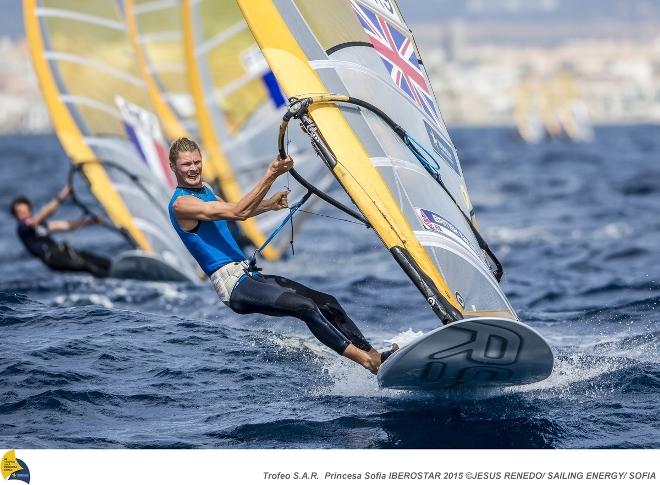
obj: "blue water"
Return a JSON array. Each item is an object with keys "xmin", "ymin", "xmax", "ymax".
[{"xmin": 1, "ymin": 127, "xmax": 659, "ymax": 448}]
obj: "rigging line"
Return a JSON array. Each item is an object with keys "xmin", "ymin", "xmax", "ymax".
[
  {"xmin": 248, "ymin": 191, "xmax": 312, "ymax": 268},
  {"xmin": 285, "ymin": 124, "xmax": 294, "ymax": 254},
  {"xmin": 298, "ymin": 111, "xmax": 405, "ymax": 240},
  {"xmin": 297, "ymin": 209, "xmax": 369, "ymax": 226},
  {"xmin": 250, "ymin": 118, "xmax": 371, "ymax": 268},
  {"xmin": 405, "ymin": 134, "xmax": 442, "ymax": 182},
  {"xmin": 288, "ymin": 97, "xmax": 416, "ymax": 240},
  {"xmin": 67, "ymin": 162, "xmax": 135, "ymax": 245}
]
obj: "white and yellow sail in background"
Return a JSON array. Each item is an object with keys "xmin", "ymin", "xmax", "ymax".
[
  {"xmin": 514, "ymin": 71, "xmax": 594, "ymax": 143},
  {"xmin": 122, "ymin": 0, "xmax": 196, "ymax": 136},
  {"xmin": 513, "ymin": 77, "xmax": 544, "ymax": 144},
  {"xmin": 182, "ymin": 0, "xmax": 332, "ymax": 260},
  {"xmin": 24, "ymin": 0, "xmax": 201, "ymax": 281},
  {"xmin": 554, "ymin": 69, "xmax": 595, "ymax": 142},
  {"xmin": 121, "ymin": 0, "xmax": 232, "ymax": 190}
]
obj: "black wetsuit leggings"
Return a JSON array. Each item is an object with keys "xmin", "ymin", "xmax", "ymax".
[
  {"xmin": 44, "ymin": 244, "xmax": 111, "ymax": 278},
  {"xmin": 228, "ymin": 274, "xmax": 372, "ymax": 355}
]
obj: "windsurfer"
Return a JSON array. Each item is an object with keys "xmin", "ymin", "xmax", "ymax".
[
  {"xmin": 168, "ymin": 137, "xmax": 397, "ymax": 373},
  {"xmin": 10, "ymin": 186, "xmax": 111, "ymax": 277}
]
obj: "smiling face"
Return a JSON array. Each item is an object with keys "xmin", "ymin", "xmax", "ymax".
[{"xmin": 171, "ymin": 150, "xmax": 203, "ymax": 188}]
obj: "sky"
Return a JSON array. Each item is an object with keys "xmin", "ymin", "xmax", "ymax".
[
  {"xmin": 3, "ymin": 1, "xmax": 660, "ymax": 41},
  {"xmin": 1, "ymin": 1, "xmax": 23, "ymax": 39},
  {"xmin": 398, "ymin": 0, "xmax": 660, "ymax": 22}
]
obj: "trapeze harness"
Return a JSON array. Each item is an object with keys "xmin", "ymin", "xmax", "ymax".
[{"xmin": 168, "ymin": 185, "xmax": 372, "ymax": 355}]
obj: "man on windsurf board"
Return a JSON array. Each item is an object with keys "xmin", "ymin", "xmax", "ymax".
[
  {"xmin": 10, "ymin": 186, "xmax": 111, "ymax": 277},
  {"xmin": 168, "ymin": 137, "xmax": 397, "ymax": 373}
]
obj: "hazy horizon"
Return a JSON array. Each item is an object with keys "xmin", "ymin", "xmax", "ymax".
[{"xmin": 3, "ymin": 0, "xmax": 660, "ymax": 44}]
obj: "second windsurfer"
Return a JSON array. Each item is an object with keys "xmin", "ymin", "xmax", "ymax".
[{"xmin": 10, "ymin": 185, "xmax": 111, "ymax": 278}]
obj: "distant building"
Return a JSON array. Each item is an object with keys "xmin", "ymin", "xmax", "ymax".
[{"xmin": 0, "ymin": 37, "xmax": 51, "ymax": 134}]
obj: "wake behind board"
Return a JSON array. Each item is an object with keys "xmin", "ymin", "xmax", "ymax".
[{"xmin": 378, "ymin": 318, "xmax": 553, "ymax": 390}]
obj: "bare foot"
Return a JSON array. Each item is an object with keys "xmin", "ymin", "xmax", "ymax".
[
  {"xmin": 365, "ymin": 350, "xmax": 381, "ymax": 374},
  {"xmin": 342, "ymin": 344, "xmax": 379, "ymax": 374},
  {"xmin": 365, "ymin": 343, "xmax": 400, "ymax": 374},
  {"xmin": 342, "ymin": 344, "xmax": 399, "ymax": 375},
  {"xmin": 363, "ymin": 358, "xmax": 379, "ymax": 375}
]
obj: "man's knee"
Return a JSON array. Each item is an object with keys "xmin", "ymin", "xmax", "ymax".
[
  {"xmin": 295, "ymin": 298, "xmax": 320, "ymax": 317},
  {"xmin": 275, "ymin": 292, "xmax": 319, "ymax": 316},
  {"xmin": 317, "ymin": 293, "xmax": 343, "ymax": 313}
]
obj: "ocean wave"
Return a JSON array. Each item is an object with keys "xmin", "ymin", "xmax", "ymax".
[{"xmin": 0, "ymin": 389, "xmax": 175, "ymax": 415}]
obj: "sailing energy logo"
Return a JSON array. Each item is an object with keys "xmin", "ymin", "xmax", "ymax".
[{"xmin": 1, "ymin": 450, "xmax": 30, "ymax": 484}]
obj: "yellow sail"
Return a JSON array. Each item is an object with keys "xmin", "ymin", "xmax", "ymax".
[
  {"xmin": 554, "ymin": 70, "xmax": 594, "ymax": 142},
  {"xmin": 123, "ymin": 0, "xmax": 229, "ymax": 185},
  {"xmin": 238, "ymin": 0, "xmax": 516, "ymax": 321},
  {"xmin": 513, "ymin": 77, "xmax": 544, "ymax": 144},
  {"xmin": 24, "ymin": 0, "xmax": 201, "ymax": 281}
]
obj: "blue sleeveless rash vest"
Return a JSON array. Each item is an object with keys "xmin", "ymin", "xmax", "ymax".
[{"xmin": 168, "ymin": 186, "xmax": 246, "ymax": 275}]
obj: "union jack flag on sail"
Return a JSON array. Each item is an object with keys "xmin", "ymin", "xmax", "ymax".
[{"xmin": 350, "ymin": 1, "xmax": 441, "ymax": 128}]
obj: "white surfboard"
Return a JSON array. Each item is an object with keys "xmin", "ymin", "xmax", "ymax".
[{"xmin": 378, "ymin": 317, "xmax": 553, "ymax": 390}]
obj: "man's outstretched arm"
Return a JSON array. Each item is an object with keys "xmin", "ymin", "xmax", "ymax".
[
  {"xmin": 173, "ymin": 156, "xmax": 292, "ymax": 222},
  {"xmin": 31, "ymin": 185, "xmax": 72, "ymax": 226},
  {"xmin": 251, "ymin": 192, "xmax": 289, "ymax": 216},
  {"xmin": 47, "ymin": 215, "xmax": 101, "ymax": 233},
  {"xmin": 203, "ymin": 184, "xmax": 289, "ymax": 219}
]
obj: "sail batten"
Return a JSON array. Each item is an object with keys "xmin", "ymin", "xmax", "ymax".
[
  {"xmin": 59, "ymin": 95, "xmax": 125, "ymax": 119},
  {"xmin": 196, "ymin": 20, "xmax": 248, "ymax": 56},
  {"xmin": 137, "ymin": 31, "xmax": 181, "ymax": 43},
  {"xmin": 147, "ymin": 63, "xmax": 184, "ymax": 73},
  {"xmin": 132, "ymin": 0, "xmax": 179, "ymax": 15},
  {"xmin": 44, "ymin": 52, "xmax": 145, "ymax": 86},
  {"xmin": 35, "ymin": 8, "xmax": 127, "ymax": 30}
]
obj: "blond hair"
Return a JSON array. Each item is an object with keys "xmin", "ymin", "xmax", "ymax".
[{"xmin": 169, "ymin": 137, "xmax": 201, "ymax": 164}]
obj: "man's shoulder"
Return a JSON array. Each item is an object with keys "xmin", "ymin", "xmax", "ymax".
[
  {"xmin": 16, "ymin": 219, "xmax": 34, "ymax": 233},
  {"xmin": 202, "ymin": 183, "xmax": 221, "ymax": 201},
  {"xmin": 171, "ymin": 185, "xmax": 217, "ymax": 203},
  {"xmin": 169, "ymin": 187, "xmax": 189, "ymax": 203}
]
